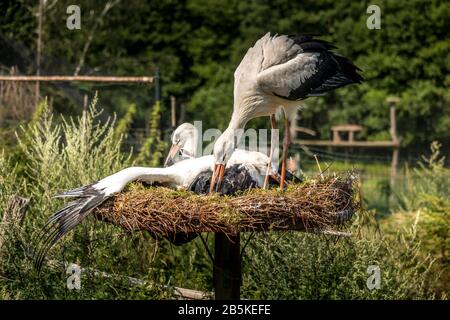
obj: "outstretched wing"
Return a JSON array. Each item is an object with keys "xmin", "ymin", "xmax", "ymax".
[{"xmin": 33, "ymin": 184, "xmax": 109, "ymax": 270}]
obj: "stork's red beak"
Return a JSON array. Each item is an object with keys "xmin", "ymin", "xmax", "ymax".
[
  {"xmin": 209, "ymin": 164, "xmax": 225, "ymax": 193},
  {"xmin": 164, "ymin": 144, "xmax": 181, "ymax": 167}
]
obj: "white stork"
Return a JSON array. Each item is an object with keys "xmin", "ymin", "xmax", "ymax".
[
  {"xmin": 211, "ymin": 33, "xmax": 363, "ymax": 192},
  {"xmin": 164, "ymin": 122, "xmax": 199, "ymax": 166}
]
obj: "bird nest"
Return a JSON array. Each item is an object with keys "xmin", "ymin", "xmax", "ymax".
[{"xmin": 93, "ymin": 173, "xmax": 359, "ymax": 238}]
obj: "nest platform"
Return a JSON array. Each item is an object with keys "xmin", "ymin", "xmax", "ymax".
[{"xmin": 93, "ymin": 174, "xmax": 358, "ymax": 237}]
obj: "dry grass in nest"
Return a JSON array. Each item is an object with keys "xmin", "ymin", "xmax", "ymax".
[{"xmin": 94, "ymin": 174, "xmax": 359, "ymax": 237}]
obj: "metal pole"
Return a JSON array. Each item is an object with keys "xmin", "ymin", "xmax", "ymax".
[{"xmin": 214, "ymin": 233, "xmax": 241, "ymax": 300}]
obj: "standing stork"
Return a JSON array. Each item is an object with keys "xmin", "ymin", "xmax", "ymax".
[{"xmin": 211, "ymin": 33, "xmax": 363, "ymax": 192}]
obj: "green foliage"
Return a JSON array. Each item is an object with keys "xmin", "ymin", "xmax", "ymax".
[
  {"xmin": 382, "ymin": 142, "xmax": 450, "ymax": 295},
  {"xmin": 113, "ymin": 102, "xmax": 136, "ymax": 143},
  {"xmin": 241, "ymin": 211, "xmax": 436, "ymax": 299},
  {"xmin": 136, "ymin": 101, "xmax": 167, "ymax": 166},
  {"xmin": 0, "ymin": 151, "xmax": 19, "ymax": 214},
  {"xmin": 397, "ymin": 141, "xmax": 449, "ymax": 211},
  {"xmin": 0, "ymin": 99, "xmax": 171, "ymax": 299}
]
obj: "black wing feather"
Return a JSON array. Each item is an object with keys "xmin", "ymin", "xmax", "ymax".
[
  {"xmin": 33, "ymin": 185, "xmax": 108, "ymax": 270},
  {"xmin": 276, "ymin": 35, "xmax": 363, "ymax": 100}
]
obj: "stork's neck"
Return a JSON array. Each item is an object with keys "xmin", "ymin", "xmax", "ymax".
[
  {"xmin": 228, "ymin": 111, "xmax": 248, "ymax": 131},
  {"xmin": 223, "ymin": 115, "xmax": 246, "ymax": 148}
]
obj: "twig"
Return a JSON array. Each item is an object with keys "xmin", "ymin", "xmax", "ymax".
[
  {"xmin": 314, "ymin": 154, "xmax": 324, "ymax": 180},
  {"xmin": 240, "ymin": 232, "xmax": 254, "ymax": 258},
  {"xmin": 199, "ymin": 233, "xmax": 214, "ymax": 264}
]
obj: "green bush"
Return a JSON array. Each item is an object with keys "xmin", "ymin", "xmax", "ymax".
[
  {"xmin": 0, "ymin": 98, "xmax": 172, "ymax": 299},
  {"xmin": 241, "ymin": 212, "xmax": 437, "ymax": 299},
  {"xmin": 382, "ymin": 142, "xmax": 450, "ymax": 296}
]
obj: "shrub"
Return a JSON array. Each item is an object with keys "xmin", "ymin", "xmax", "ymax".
[
  {"xmin": 241, "ymin": 209, "xmax": 437, "ymax": 299},
  {"xmin": 0, "ymin": 97, "xmax": 171, "ymax": 299},
  {"xmin": 382, "ymin": 141, "xmax": 449, "ymax": 296}
]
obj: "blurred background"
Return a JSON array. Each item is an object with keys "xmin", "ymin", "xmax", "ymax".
[{"xmin": 0, "ymin": 0, "xmax": 448, "ymax": 299}]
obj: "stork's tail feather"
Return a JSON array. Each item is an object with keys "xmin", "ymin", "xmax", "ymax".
[
  {"xmin": 334, "ymin": 208, "xmax": 354, "ymax": 225},
  {"xmin": 333, "ymin": 54, "xmax": 364, "ymax": 84},
  {"xmin": 287, "ymin": 34, "xmax": 363, "ymax": 97},
  {"xmin": 288, "ymin": 34, "xmax": 337, "ymax": 51},
  {"xmin": 307, "ymin": 53, "xmax": 363, "ymax": 97},
  {"xmin": 289, "ymin": 34, "xmax": 363, "ymax": 82},
  {"xmin": 33, "ymin": 184, "xmax": 108, "ymax": 271}
]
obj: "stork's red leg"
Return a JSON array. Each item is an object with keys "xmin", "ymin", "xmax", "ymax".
[
  {"xmin": 263, "ymin": 114, "xmax": 277, "ymax": 189},
  {"xmin": 280, "ymin": 116, "xmax": 291, "ymax": 189}
]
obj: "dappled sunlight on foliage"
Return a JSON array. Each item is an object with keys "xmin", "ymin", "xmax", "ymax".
[{"xmin": 382, "ymin": 142, "xmax": 449, "ymax": 296}]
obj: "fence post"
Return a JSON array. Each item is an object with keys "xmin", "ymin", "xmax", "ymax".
[
  {"xmin": 154, "ymin": 67, "xmax": 161, "ymax": 103},
  {"xmin": 35, "ymin": 0, "xmax": 44, "ymax": 106},
  {"xmin": 0, "ymin": 195, "xmax": 29, "ymax": 253},
  {"xmin": 170, "ymin": 95, "xmax": 176, "ymax": 128},
  {"xmin": 214, "ymin": 233, "xmax": 241, "ymax": 300},
  {"xmin": 179, "ymin": 101, "xmax": 187, "ymax": 125},
  {"xmin": 387, "ymin": 97, "xmax": 400, "ymax": 187}
]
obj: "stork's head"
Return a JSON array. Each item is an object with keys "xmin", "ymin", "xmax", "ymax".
[
  {"xmin": 164, "ymin": 123, "xmax": 198, "ymax": 167},
  {"xmin": 210, "ymin": 128, "xmax": 236, "ymax": 193}
]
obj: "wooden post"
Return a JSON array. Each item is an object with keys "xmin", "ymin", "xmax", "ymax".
[
  {"xmin": 35, "ymin": 0, "xmax": 44, "ymax": 106},
  {"xmin": 170, "ymin": 95, "xmax": 176, "ymax": 128},
  {"xmin": 83, "ymin": 94, "xmax": 88, "ymax": 112},
  {"xmin": 214, "ymin": 233, "xmax": 241, "ymax": 300},
  {"xmin": 178, "ymin": 101, "xmax": 186, "ymax": 125},
  {"xmin": 0, "ymin": 196, "xmax": 29, "ymax": 252},
  {"xmin": 332, "ymin": 129, "xmax": 340, "ymax": 142},
  {"xmin": 388, "ymin": 100, "xmax": 400, "ymax": 187},
  {"xmin": 154, "ymin": 67, "xmax": 161, "ymax": 103},
  {"xmin": 349, "ymin": 131, "xmax": 354, "ymax": 142},
  {"xmin": 391, "ymin": 148, "xmax": 399, "ymax": 187}
]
